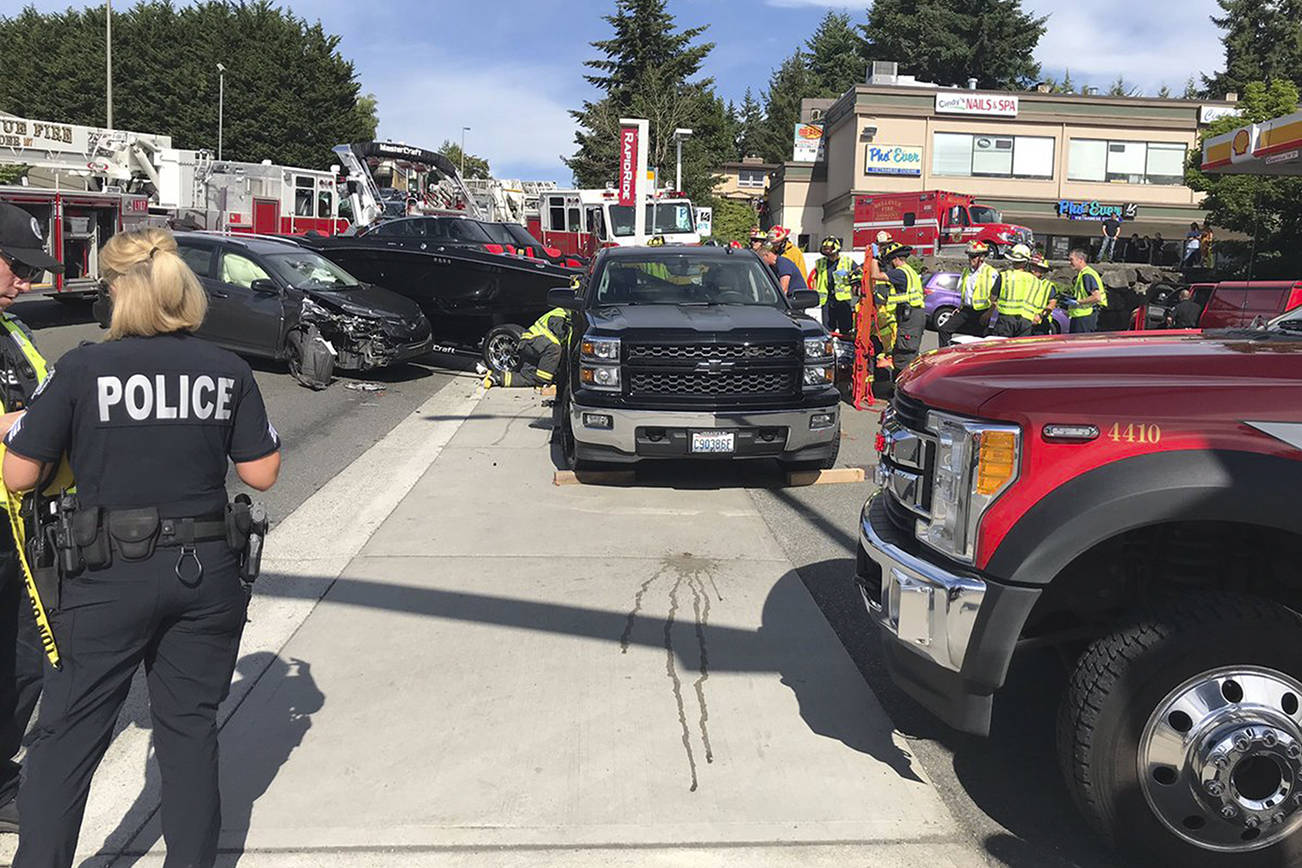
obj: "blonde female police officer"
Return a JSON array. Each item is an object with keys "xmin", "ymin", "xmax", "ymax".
[{"xmin": 3, "ymin": 227, "xmax": 281, "ymax": 868}]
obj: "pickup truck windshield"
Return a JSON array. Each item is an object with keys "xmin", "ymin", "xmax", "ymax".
[
  {"xmin": 266, "ymin": 252, "xmax": 361, "ymax": 289},
  {"xmin": 970, "ymin": 205, "xmax": 1001, "ymax": 224},
  {"xmin": 609, "ymin": 202, "xmax": 696, "ymax": 237},
  {"xmin": 592, "ymin": 255, "xmax": 784, "ymax": 307}
]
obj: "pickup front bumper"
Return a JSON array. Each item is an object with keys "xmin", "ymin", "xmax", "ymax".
[
  {"xmin": 856, "ymin": 492, "xmax": 1040, "ymax": 736},
  {"xmin": 571, "ymin": 400, "xmax": 839, "ymax": 464}
]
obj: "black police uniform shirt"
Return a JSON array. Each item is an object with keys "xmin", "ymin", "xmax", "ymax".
[{"xmin": 5, "ymin": 333, "xmax": 279, "ymax": 517}]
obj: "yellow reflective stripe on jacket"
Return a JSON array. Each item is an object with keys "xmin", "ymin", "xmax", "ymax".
[
  {"xmin": 997, "ymin": 270, "xmax": 1038, "ymax": 318},
  {"xmin": 812, "ymin": 259, "xmax": 856, "ymax": 305},
  {"xmin": 1026, "ymin": 278, "xmax": 1055, "ymax": 319},
  {"xmin": 535, "ymin": 369, "xmax": 553, "ymax": 382},
  {"xmin": 1071, "ymin": 266, "xmax": 1106, "ymax": 317},
  {"xmin": 886, "ymin": 263, "xmax": 923, "ymax": 308},
  {"xmin": 520, "ymin": 307, "xmax": 568, "ymax": 345}
]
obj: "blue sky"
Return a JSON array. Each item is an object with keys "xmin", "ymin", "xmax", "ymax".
[{"xmin": 25, "ymin": 0, "xmax": 1227, "ymax": 182}]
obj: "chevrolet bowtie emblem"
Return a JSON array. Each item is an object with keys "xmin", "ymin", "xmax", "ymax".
[{"xmin": 696, "ymin": 359, "xmax": 735, "ymax": 374}]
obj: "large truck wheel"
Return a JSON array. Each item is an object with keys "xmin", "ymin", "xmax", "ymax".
[{"xmin": 1058, "ymin": 593, "xmax": 1302, "ymax": 867}]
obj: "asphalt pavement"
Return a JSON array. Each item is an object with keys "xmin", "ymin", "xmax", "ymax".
[{"xmin": 0, "ymin": 304, "xmax": 1135, "ymax": 867}]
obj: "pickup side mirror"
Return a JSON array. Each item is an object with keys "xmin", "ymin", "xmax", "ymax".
[
  {"xmin": 788, "ymin": 289, "xmax": 820, "ymax": 310},
  {"xmin": 547, "ymin": 286, "xmax": 582, "ymax": 311},
  {"xmin": 249, "ymin": 278, "xmax": 279, "ymax": 295}
]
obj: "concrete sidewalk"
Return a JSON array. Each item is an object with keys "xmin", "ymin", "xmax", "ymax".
[{"xmin": 81, "ymin": 387, "xmax": 981, "ymax": 866}]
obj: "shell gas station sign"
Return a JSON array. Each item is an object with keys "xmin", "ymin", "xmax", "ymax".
[{"xmin": 1202, "ymin": 110, "xmax": 1302, "ymax": 175}]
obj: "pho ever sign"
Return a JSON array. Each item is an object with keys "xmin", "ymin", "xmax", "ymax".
[
  {"xmin": 864, "ymin": 145, "xmax": 923, "ymax": 176},
  {"xmin": 1057, "ymin": 200, "xmax": 1139, "ymax": 222}
]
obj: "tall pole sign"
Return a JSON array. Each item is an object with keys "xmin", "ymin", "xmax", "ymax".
[{"xmin": 618, "ymin": 118, "xmax": 649, "ymax": 242}]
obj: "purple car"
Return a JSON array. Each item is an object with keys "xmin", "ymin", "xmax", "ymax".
[{"xmin": 923, "ymin": 271, "xmax": 1069, "ymax": 335}]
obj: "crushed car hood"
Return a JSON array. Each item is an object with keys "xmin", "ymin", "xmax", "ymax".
[{"xmin": 302, "ymin": 285, "xmax": 424, "ymax": 330}]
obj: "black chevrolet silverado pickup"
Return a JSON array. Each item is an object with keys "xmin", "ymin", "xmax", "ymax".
[{"xmin": 547, "ymin": 245, "xmax": 841, "ymax": 472}]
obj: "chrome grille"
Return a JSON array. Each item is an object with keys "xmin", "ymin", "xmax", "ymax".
[
  {"xmin": 627, "ymin": 342, "xmax": 797, "ymax": 361},
  {"xmin": 629, "ymin": 370, "xmax": 796, "ymax": 397}
]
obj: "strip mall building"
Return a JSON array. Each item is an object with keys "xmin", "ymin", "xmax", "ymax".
[{"xmin": 768, "ymin": 76, "xmax": 1239, "ymax": 259}]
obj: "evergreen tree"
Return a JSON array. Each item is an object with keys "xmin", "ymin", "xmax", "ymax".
[
  {"xmin": 1157, "ymin": 83, "xmax": 1172, "ymax": 99},
  {"xmin": 806, "ymin": 11, "xmax": 865, "ymax": 97},
  {"xmin": 757, "ymin": 51, "xmax": 814, "ymax": 165},
  {"xmin": 0, "ymin": 1, "xmax": 375, "ymax": 169},
  {"xmin": 567, "ymin": 1, "xmax": 727, "ymax": 202},
  {"xmin": 1202, "ymin": 0, "xmax": 1302, "ymax": 96},
  {"xmin": 1107, "ymin": 76, "xmax": 1140, "ymax": 97},
  {"xmin": 1183, "ymin": 77, "xmax": 1200, "ymax": 99},
  {"xmin": 1060, "ymin": 69, "xmax": 1076, "ymax": 94},
  {"xmin": 1187, "ymin": 79, "xmax": 1302, "ymax": 276},
  {"xmin": 735, "ymin": 88, "xmax": 766, "ymax": 159},
  {"xmin": 860, "ymin": 0, "xmax": 1047, "ymax": 89}
]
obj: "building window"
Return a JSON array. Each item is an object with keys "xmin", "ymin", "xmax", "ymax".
[
  {"xmin": 737, "ymin": 169, "xmax": 766, "ymax": 189},
  {"xmin": 1067, "ymin": 139, "xmax": 1188, "ymax": 185},
  {"xmin": 932, "ymin": 133, "xmax": 1055, "ymax": 179}
]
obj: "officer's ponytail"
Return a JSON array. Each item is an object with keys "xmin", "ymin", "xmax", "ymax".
[{"xmin": 100, "ymin": 228, "xmax": 208, "ymax": 339}]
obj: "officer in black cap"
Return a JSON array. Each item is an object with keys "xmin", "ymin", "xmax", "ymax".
[
  {"xmin": 0, "ymin": 202, "xmax": 63, "ymax": 834},
  {"xmin": 3, "ymin": 226, "xmax": 280, "ymax": 867}
]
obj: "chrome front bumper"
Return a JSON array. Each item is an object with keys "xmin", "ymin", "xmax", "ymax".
[
  {"xmin": 859, "ymin": 492, "xmax": 987, "ymax": 673},
  {"xmin": 571, "ymin": 402, "xmax": 839, "ymax": 454}
]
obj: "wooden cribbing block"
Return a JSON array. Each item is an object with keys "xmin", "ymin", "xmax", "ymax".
[
  {"xmin": 785, "ymin": 466, "xmax": 867, "ymax": 487},
  {"xmin": 553, "ymin": 469, "xmax": 636, "ymax": 486},
  {"xmin": 538, "ymin": 386, "xmax": 557, "ymax": 397}
]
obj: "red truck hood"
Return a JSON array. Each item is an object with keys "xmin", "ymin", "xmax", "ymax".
[{"xmin": 899, "ymin": 330, "xmax": 1302, "ymax": 417}]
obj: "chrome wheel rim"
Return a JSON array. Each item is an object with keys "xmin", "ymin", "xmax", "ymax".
[
  {"xmin": 486, "ymin": 333, "xmax": 519, "ymax": 371},
  {"xmin": 935, "ymin": 308, "xmax": 954, "ymax": 329},
  {"xmin": 1138, "ymin": 665, "xmax": 1302, "ymax": 852}
]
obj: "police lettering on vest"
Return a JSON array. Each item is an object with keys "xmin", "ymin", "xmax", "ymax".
[{"xmin": 96, "ymin": 374, "xmax": 236, "ymax": 423}]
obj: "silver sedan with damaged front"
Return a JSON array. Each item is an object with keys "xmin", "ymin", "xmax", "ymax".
[{"xmin": 162, "ymin": 232, "xmax": 433, "ymax": 383}]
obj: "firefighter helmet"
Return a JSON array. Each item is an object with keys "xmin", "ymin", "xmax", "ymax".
[
  {"xmin": 1028, "ymin": 252, "xmax": 1050, "ymax": 271},
  {"xmin": 878, "ymin": 241, "xmax": 913, "ymax": 262},
  {"xmin": 820, "ymin": 236, "xmax": 842, "ymax": 254},
  {"xmin": 875, "ymin": 230, "xmax": 893, "ymax": 244},
  {"xmin": 966, "ymin": 240, "xmax": 991, "ymax": 256},
  {"xmin": 1006, "ymin": 243, "xmax": 1032, "ymax": 263},
  {"xmin": 748, "ymin": 226, "xmax": 767, "ymax": 242},
  {"xmin": 646, "ymin": 235, "xmax": 666, "ymax": 247},
  {"xmin": 767, "ymin": 226, "xmax": 791, "ymax": 244}
]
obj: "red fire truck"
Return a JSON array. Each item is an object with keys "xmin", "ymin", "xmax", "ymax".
[
  {"xmin": 851, "ymin": 190, "xmax": 1032, "ymax": 256},
  {"xmin": 0, "ymin": 186, "xmax": 153, "ymax": 293},
  {"xmin": 525, "ymin": 188, "xmax": 699, "ymax": 258}
]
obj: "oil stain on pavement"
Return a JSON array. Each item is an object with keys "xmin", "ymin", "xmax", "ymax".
[{"xmin": 620, "ymin": 552, "xmax": 722, "ymax": 792}]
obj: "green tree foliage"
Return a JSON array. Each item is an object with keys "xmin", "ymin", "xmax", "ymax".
[
  {"xmin": 1201, "ymin": 0, "xmax": 1302, "ymax": 96},
  {"xmin": 1107, "ymin": 76, "xmax": 1141, "ymax": 97},
  {"xmin": 568, "ymin": 0, "xmax": 729, "ymax": 202},
  {"xmin": 1183, "ymin": 77, "xmax": 1200, "ymax": 99},
  {"xmin": 806, "ymin": 11, "xmax": 864, "ymax": 97},
  {"xmin": 735, "ymin": 88, "xmax": 766, "ymax": 159},
  {"xmin": 1187, "ymin": 80, "xmax": 1302, "ymax": 276},
  {"xmin": 711, "ymin": 197, "xmax": 759, "ymax": 244},
  {"xmin": 436, "ymin": 141, "xmax": 490, "ymax": 180},
  {"xmin": 0, "ymin": 1, "xmax": 375, "ymax": 169},
  {"xmin": 860, "ymin": 0, "xmax": 1047, "ymax": 89},
  {"xmin": 757, "ymin": 51, "xmax": 814, "ymax": 165},
  {"xmin": 1157, "ymin": 83, "xmax": 1172, "ymax": 99}
]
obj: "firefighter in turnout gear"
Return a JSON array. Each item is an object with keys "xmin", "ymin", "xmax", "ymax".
[
  {"xmin": 766, "ymin": 226, "xmax": 808, "ymax": 283},
  {"xmin": 0, "ymin": 203, "xmax": 66, "ymax": 835},
  {"xmin": 809, "ymin": 236, "xmax": 860, "ymax": 336},
  {"xmin": 990, "ymin": 243, "xmax": 1037, "ymax": 338},
  {"xmin": 879, "ymin": 241, "xmax": 925, "ymax": 372},
  {"xmin": 1025, "ymin": 252, "xmax": 1058, "ymax": 335},
  {"xmin": 484, "ymin": 308, "xmax": 571, "ymax": 388},
  {"xmin": 939, "ymin": 240, "xmax": 1000, "ymax": 347}
]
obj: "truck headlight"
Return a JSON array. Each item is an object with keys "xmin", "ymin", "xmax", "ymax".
[
  {"xmin": 803, "ymin": 365, "xmax": 834, "ymax": 387},
  {"xmin": 920, "ymin": 411, "xmax": 1020, "ymax": 563},
  {"xmin": 804, "ymin": 337, "xmax": 834, "ymax": 360},
  {"xmin": 581, "ymin": 336, "xmax": 621, "ymax": 361},
  {"xmin": 580, "ymin": 364, "xmax": 621, "ymax": 391}
]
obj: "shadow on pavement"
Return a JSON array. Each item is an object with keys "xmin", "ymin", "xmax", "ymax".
[{"xmin": 100, "ymin": 653, "xmax": 324, "ymax": 867}]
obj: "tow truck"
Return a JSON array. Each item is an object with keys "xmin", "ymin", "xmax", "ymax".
[{"xmin": 856, "ymin": 111, "xmax": 1302, "ymax": 865}]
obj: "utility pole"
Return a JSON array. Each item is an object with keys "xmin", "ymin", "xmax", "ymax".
[
  {"xmin": 105, "ymin": 0, "xmax": 113, "ymax": 128},
  {"xmin": 673, "ymin": 128, "xmax": 693, "ymax": 192},
  {"xmin": 460, "ymin": 126, "xmax": 470, "ymax": 177},
  {"xmin": 216, "ymin": 63, "xmax": 226, "ymax": 161}
]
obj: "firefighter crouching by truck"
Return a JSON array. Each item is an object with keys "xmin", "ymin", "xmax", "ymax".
[
  {"xmin": 483, "ymin": 306, "xmax": 571, "ymax": 389},
  {"xmin": 809, "ymin": 236, "xmax": 860, "ymax": 337}
]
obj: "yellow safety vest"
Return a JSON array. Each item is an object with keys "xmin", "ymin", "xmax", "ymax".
[
  {"xmin": 1026, "ymin": 278, "xmax": 1055, "ymax": 321},
  {"xmin": 1071, "ymin": 266, "xmax": 1107, "ymax": 318},
  {"xmin": 521, "ymin": 308, "xmax": 569, "ymax": 344},
  {"xmin": 0, "ymin": 315, "xmax": 65, "ymax": 668},
  {"xmin": 997, "ymin": 270, "xmax": 1038, "ymax": 319},
  {"xmin": 885, "ymin": 263, "xmax": 924, "ymax": 308},
  {"xmin": 959, "ymin": 263, "xmax": 997, "ymax": 311},
  {"xmin": 812, "ymin": 257, "xmax": 857, "ymax": 305}
]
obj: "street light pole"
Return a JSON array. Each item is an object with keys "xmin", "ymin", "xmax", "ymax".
[
  {"xmin": 460, "ymin": 126, "xmax": 470, "ymax": 177},
  {"xmin": 105, "ymin": 0, "xmax": 113, "ymax": 128},
  {"xmin": 216, "ymin": 63, "xmax": 226, "ymax": 161},
  {"xmin": 673, "ymin": 128, "xmax": 693, "ymax": 192}
]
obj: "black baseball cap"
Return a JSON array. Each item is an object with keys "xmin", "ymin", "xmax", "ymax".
[{"xmin": 0, "ymin": 203, "xmax": 63, "ymax": 274}]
